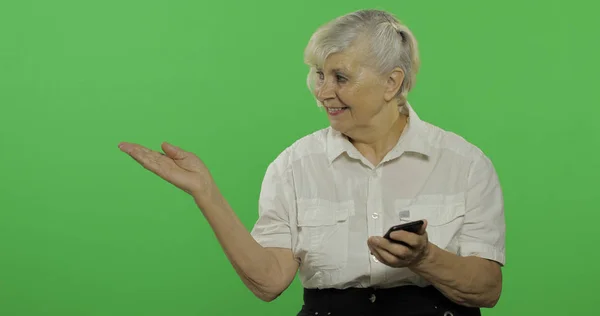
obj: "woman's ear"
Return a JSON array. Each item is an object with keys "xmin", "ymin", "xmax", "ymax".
[{"xmin": 383, "ymin": 67, "xmax": 405, "ymax": 102}]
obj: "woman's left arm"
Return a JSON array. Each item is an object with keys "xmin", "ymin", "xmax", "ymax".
[
  {"xmin": 420, "ymin": 151, "xmax": 506, "ymax": 307},
  {"xmin": 410, "ymin": 244, "xmax": 502, "ymax": 307},
  {"xmin": 369, "ymin": 152, "xmax": 505, "ymax": 308},
  {"xmin": 413, "ymin": 152, "xmax": 505, "ymax": 307}
]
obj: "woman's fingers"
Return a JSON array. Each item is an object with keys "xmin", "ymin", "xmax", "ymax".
[
  {"xmin": 370, "ymin": 244, "xmax": 399, "ymax": 266},
  {"xmin": 161, "ymin": 142, "xmax": 186, "ymax": 160},
  {"xmin": 118, "ymin": 141, "xmax": 212, "ymax": 197},
  {"xmin": 119, "ymin": 142, "xmax": 175, "ymax": 177}
]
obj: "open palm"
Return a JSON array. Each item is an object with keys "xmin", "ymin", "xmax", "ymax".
[{"xmin": 118, "ymin": 141, "xmax": 214, "ymax": 197}]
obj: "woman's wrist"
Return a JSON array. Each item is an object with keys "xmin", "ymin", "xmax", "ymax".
[
  {"xmin": 409, "ymin": 242, "xmax": 437, "ymax": 272},
  {"xmin": 192, "ymin": 183, "xmax": 222, "ymax": 211}
]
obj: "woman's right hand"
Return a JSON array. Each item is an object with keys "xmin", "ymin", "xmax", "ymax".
[
  {"xmin": 118, "ymin": 141, "xmax": 216, "ymax": 201},
  {"xmin": 118, "ymin": 140, "xmax": 299, "ymax": 301}
]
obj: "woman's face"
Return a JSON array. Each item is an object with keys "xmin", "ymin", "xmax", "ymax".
[{"xmin": 313, "ymin": 46, "xmax": 404, "ymax": 136}]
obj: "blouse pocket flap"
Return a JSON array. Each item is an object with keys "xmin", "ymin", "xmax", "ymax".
[
  {"xmin": 396, "ymin": 194, "xmax": 465, "ymax": 227},
  {"xmin": 297, "ymin": 199, "xmax": 352, "ymax": 227},
  {"xmin": 418, "ymin": 205, "xmax": 465, "ymax": 227}
]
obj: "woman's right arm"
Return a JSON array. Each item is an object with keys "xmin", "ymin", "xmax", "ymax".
[
  {"xmin": 117, "ymin": 141, "xmax": 299, "ymax": 302},
  {"xmin": 194, "ymin": 188, "xmax": 299, "ymax": 302}
]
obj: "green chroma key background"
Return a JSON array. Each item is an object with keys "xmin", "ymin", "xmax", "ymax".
[{"xmin": 0, "ymin": 0, "xmax": 597, "ymax": 315}]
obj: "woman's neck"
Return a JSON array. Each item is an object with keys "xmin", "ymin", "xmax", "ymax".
[{"xmin": 348, "ymin": 113, "xmax": 408, "ymax": 166}]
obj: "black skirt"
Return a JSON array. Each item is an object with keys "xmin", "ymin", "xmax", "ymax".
[{"xmin": 298, "ymin": 285, "xmax": 481, "ymax": 316}]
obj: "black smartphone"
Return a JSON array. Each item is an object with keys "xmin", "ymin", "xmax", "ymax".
[{"xmin": 383, "ymin": 220, "xmax": 424, "ymax": 244}]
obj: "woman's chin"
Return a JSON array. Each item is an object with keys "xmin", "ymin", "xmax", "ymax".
[{"xmin": 328, "ymin": 120, "xmax": 349, "ymax": 133}]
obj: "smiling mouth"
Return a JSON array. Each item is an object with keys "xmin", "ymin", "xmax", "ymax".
[{"xmin": 326, "ymin": 106, "xmax": 349, "ymax": 115}]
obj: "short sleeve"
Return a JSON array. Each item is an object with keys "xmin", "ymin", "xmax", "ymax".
[
  {"xmin": 250, "ymin": 152, "xmax": 296, "ymax": 250},
  {"xmin": 458, "ymin": 153, "xmax": 506, "ymax": 266}
]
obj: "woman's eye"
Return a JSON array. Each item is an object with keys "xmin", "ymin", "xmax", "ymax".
[{"xmin": 315, "ymin": 71, "xmax": 346, "ymax": 83}]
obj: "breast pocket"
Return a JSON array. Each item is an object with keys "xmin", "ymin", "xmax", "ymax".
[
  {"xmin": 296, "ymin": 199, "xmax": 352, "ymax": 271},
  {"xmin": 395, "ymin": 194, "xmax": 465, "ymax": 250}
]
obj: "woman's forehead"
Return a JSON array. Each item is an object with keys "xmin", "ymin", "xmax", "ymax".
[{"xmin": 320, "ymin": 51, "xmax": 366, "ymax": 73}]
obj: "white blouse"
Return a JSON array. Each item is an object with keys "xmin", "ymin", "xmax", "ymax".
[{"xmin": 250, "ymin": 103, "xmax": 506, "ymax": 290}]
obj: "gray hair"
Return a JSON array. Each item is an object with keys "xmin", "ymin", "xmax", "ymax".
[{"xmin": 304, "ymin": 9, "xmax": 420, "ymax": 111}]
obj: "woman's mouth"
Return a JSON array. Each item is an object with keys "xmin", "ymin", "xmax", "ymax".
[{"xmin": 326, "ymin": 106, "xmax": 349, "ymax": 116}]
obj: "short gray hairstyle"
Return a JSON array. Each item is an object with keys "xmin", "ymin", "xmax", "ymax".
[{"xmin": 304, "ymin": 9, "xmax": 420, "ymax": 110}]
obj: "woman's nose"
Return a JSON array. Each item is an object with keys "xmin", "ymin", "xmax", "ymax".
[{"xmin": 316, "ymin": 81, "xmax": 335, "ymax": 102}]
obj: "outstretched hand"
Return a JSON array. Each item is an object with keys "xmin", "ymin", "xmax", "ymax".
[
  {"xmin": 367, "ymin": 220, "xmax": 431, "ymax": 268},
  {"xmin": 118, "ymin": 142, "xmax": 215, "ymax": 198}
]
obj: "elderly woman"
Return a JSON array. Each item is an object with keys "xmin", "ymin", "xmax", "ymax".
[{"xmin": 119, "ymin": 9, "xmax": 505, "ymax": 316}]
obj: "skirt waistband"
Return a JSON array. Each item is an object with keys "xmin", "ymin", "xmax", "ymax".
[{"xmin": 301, "ymin": 285, "xmax": 481, "ymax": 316}]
